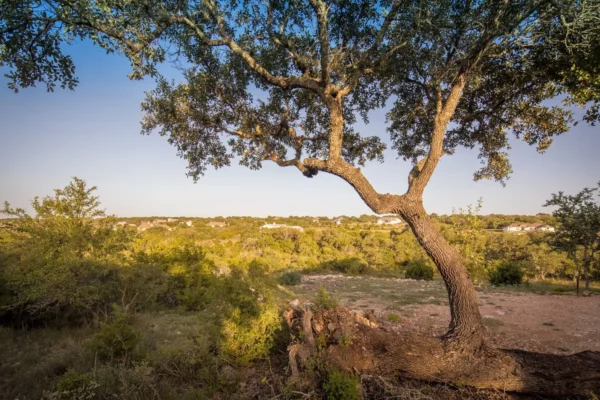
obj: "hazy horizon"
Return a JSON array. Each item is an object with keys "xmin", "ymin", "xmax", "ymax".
[{"xmin": 1, "ymin": 41, "xmax": 599, "ymax": 218}]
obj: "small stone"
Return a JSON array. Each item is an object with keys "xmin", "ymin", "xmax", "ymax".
[{"xmin": 314, "ymin": 321, "xmax": 324, "ymax": 333}]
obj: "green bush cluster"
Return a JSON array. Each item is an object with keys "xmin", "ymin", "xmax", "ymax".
[
  {"xmin": 323, "ymin": 369, "xmax": 362, "ymax": 400},
  {"xmin": 89, "ymin": 312, "xmax": 141, "ymax": 363},
  {"xmin": 489, "ymin": 262, "xmax": 524, "ymax": 285},
  {"xmin": 404, "ymin": 260, "xmax": 434, "ymax": 281},
  {"xmin": 315, "ymin": 286, "xmax": 339, "ymax": 309},
  {"xmin": 46, "ymin": 370, "xmax": 100, "ymax": 400},
  {"xmin": 279, "ymin": 270, "xmax": 302, "ymax": 286},
  {"xmin": 321, "ymin": 257, "xmax": 369, "ymax": 275}
]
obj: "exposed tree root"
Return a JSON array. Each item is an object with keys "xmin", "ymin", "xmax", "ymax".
[{"xmin": 286, "ymin": 300, "xmax": 600, "ymax": 398}]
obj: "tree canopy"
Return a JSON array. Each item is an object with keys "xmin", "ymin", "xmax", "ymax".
[
  {"xmin": 2, "ymin": 0, "xmax": 599, "ymax": 194},
  {"xmin": 544, "ymin": 183, "xmax": 600, "ymax": 291}
]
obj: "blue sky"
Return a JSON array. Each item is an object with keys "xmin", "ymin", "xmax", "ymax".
[{"xmin": 1, "ymin": 42, "xmax": 598, "ymax": 217}]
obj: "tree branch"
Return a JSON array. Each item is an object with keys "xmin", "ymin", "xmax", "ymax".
[
  {"xmin": 308, "ymin": 0, "xmax": 330, "ymax": 84},
  {"xmin": 304, "ymin": 158, "xmax": 404, "ymax": 214},
  {"xmin": 192, "ymin": 0, "xmax": 322, "ymax": 92},
  {"xmin": 407, "ymin": 75, "xmax": 466, "ymax": 198}
]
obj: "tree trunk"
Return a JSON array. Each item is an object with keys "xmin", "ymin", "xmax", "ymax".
[
  {"xmin": 398, "ymin": 200, "xmax": 485, "ymax": 352},
  {"xmin": 583, "ymin": 247, "xmax": 591, "ymax": 292}
]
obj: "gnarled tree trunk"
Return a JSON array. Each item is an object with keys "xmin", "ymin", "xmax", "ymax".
[{"xmin": 398, "ymin": 199, "xmax": 485, "ymax": 351}]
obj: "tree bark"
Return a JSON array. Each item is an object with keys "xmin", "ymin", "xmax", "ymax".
[
  {"xmin": 583, "ymin": 247, "xmax": 591, "ymax": 292},
  {"xmin": 398, "ymin": 199, "xmax": 485, "ymax": 351}
]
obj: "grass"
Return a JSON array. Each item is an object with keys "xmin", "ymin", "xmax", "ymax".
[
  {"xmin": 0, "ymin": 310, "xmax": 257, "ymax": 400},
  {"xmin": 479, "ymin": 279, "xmax": 600, "ymax": 296},
  {"xmin": 482, "ymin": 317, "xmax": 504, "ymax": 328},
  {"xmin": 387, "ymin": 314, "xmax": 401, "ymax": 323}
]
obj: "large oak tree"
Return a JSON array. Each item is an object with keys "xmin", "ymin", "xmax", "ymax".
[{"xmin": 2, "ymin": 0, "xmax": 599, "ymax": 351}]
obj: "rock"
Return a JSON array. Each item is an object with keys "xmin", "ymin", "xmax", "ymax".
[
  {"xmin": 328, "ymin": 322, "xmax": 337, "ymax": 331},
  {"xmin": 289, "ymin": 299, "xmax": 301, "ymax": 311},
  {"xmin": 364, "ymin": 309, "xmax": 378, "ymax": 326},
  {"xmin": 355, "ymin": 312, "xmax": 379, "ymax": 328},
  {"xmin": 314, "ymin": 321, "xmax": 324, "ymax": 333}
]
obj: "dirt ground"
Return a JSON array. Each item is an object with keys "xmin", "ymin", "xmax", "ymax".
[{"xmin": 293, "ymin": 274, "xmax": 600, "ymax": 355}]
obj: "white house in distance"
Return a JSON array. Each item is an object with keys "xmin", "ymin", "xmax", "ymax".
[
  {"xmin": 185, "ymin": 220, "xmax": 193, "ymax": 227},
  {"xmin": 138, "ymin": 220, "xmax": 173, "ymax": 232},
  {"xmin": 207, "ymin": 221, "xmax": 227, "ymax": 228},
  {"xmin": 260, "ymin": 223, "xmax": 304, "ymax": 232},
  {"xmin": 503, "ymin": 223, "xmax": 555, "ymax": 233},
  {"xmin": 167, "ymin": 218, "xmax": 179, "ymax": 223},
  {"xmin": 377, "ymin": 215, "xmax": 404, "ymax": 225}
]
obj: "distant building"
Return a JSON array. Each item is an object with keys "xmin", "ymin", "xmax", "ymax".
[
  {"xmin": 537, "ymin": 225, "xmax": 556, "ymax": 232},
  {"xmin": 207, "ymin": 221, "xmax": 227, "ymax": 228},
  {"xmin": 138, "ymin": 220, "xmax": 171, "ymax": 232},
  {"xmin": 167, "ymin": 218, "xmax": 179, "ymax": 223},
  {"xmin": 185, "ymin": 220, "xmax": 193, "ymax": 227},
  {"xmin": 377, "ymin": 216, "xmax": 404, "ymax": 225},
  {"xmin": 334, "ymin": 218, "xmax": 343, "ymax": 226},
  {"xmin": 115, "ymin": 221, "xmax": 127, "ymax": 227},
  {"xmin": 138, "ymin": 221, "xmax": 153, "ymax": 232},
  {"xmin": 260, "ymin": 223, "xmax": 304, "ymax": 232},
  {"xmin": 502, "ymin": 223, "xmax": 555, "ymax": 233},
  {"xmin": 154, "ymin": 219, "xmax": 167, "ymax": 224}
]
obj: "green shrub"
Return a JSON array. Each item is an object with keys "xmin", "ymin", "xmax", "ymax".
[
  {"xmin": 323, "ymin": 369, "xmax": 362, "ymax": 400},
  {"xmin": 315, "ymin": 286, "xmax": 339, "ymax": 309},
  {"xmin": 88, "ymin": 312, "xmax": 141, "ymax": 363},
  {"xmin": 218, "ymin": 267, "xmax": 282, "ymax": 365},
  {"xmin": 0, "ymin": 178, "xmax": 131, "ymax": 326},
  {"xmin": 220, "ymin": 300, "xmax": 281, "ymax": 365},
  {"xmin": 279, "ymin": 270, "xmax": 302, "ymax": 286},
  {"xmin": 46, "ymin": 370, "xmax": 100, "ymax": 400},
  {"xmin": 404, "ymin": 260, "xmax": 434, "ymax": 281},
  {"xmin": 489, "ymin": 262, "xmax": 523, "ymax": 285},
  {"xmin": 322, "ymin": 258, "xmax": 368, "ymax": 275},
  {"xmin": 1, "ymin": 259, "xmax": 121, "ymax": 326},
  {"xmin": 387, "ymin": 314, "xmax": 401, "ymax": 323}
]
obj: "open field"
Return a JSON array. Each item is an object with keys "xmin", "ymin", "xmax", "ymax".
[{"xmin": 292, "ymin": 275, "xmax": 600, "ymax": 355}]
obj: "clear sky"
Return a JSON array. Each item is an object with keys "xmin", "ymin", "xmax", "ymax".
[{"xmin": 1, "ymin": 42, "xmax": 598, "ymax": 218}]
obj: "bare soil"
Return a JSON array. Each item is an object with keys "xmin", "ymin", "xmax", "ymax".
[{"xmin": 294, "ymin": 274, "xmax": 600, "ymax": 355}]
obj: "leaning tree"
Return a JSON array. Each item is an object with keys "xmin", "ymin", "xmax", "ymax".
[{"xmin": 2, "ymin": 0, "xmax": 599, "ymax": 352}]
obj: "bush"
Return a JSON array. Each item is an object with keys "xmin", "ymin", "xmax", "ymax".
[
  {"xmin": 1, "ymin": 259, "xmax": 121, "ymax": 326},
  {"xmin": 88, "ymin": 312, "xmax": 141, "ymax": 363},
  {"xmin": 0, "ymin": 178, "xmax": 132, "ymax": 326},
  {"xmin": 279, "ymin": 270, "xmax": 302, "ymax": 286},
  {"xmin": 322, "ymin": 258, "xmax": 368, "ymax": 275},
  {"xmin": 489, "ymin": 262, "xmax": 523, "ymax": 285},
  {"xmin": 323, "ymin": 369, "xmax": 362, "ymax": 400},
  {"xmin": 46, "ymin": 370, "xmax": 100, "ymax": 400},
  {"xmin": 404, "ymin": 260, "xmax": 434, "ymax": 281},
  {"xmin": 220, "ymin": 300, "xmax": 281, "ymax": 365},
  {"xmin": 387, "ymin": 314, "xmax": 401, "ymax": 323},
  {"xmin": 218, "ymin": 267, "xmax": 282, "ymax": 365},
  {"xmin": 315, "ymin": 286, "xmax": 339, "ymax": 309}
]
